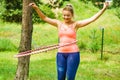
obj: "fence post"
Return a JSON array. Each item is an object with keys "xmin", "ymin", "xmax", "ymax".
[{"xmin": 101, "ymin": 28, "xmax": 104, "ymax": 60}]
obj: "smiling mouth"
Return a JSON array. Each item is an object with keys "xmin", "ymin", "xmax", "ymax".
[{"xmin": 64, "ymin": 18, "xmax": 70, "ymax": 20}]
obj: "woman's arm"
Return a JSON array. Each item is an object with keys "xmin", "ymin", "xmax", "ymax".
[
  {"xmin": 29, "ymin": 3, "xmax": 59, "ymax": 27},
  {"xmin": 76, "ymin": 2, "xmax": 109, "ymax": 29}
]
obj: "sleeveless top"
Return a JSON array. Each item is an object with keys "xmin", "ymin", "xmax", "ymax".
[{"xmin": 58, "ymin": 22, "xmax": 79, "ymax": 53}]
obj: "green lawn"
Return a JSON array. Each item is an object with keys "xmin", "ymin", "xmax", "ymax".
[{"xmin": 0, "ymin": 51, "xmax": 120, "ymax": 80}]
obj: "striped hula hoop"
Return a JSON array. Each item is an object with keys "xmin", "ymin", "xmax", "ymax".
[{"xmin": 14, "ymin": 40, "xmax": 77, "ymax": 58}]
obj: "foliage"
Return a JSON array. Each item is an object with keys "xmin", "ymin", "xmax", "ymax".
[
  {"xmin": 32, "ymin": 4, "xmax": 55, "ymax": 23},
  {"xmin": 80, "ymin": 0, "xmax": 104, "ymax": 4},
  {"xmin": 0, "ymin": 0, "xmax": 55, "ymax": 23},
  {"xmin": 115, "ymin": 7, "xmax": 120, "ymax": 19},
  {"xmin": 88, "ymin": 29, "xmax": 100, "ymax": 53},
  {"xmin": 0, "ymin": 38, "xmax": 17, "ymax": 51},
  {"xmin": 79, "ymin": 0, "xmax": 91, "ymax": 3},
  {"xmin": 48, "ymin": 0, "xmax": 62, "ymax": 8},
  {"xmin": 47, "ymin": 0, "xmax": 70, "ymax": 8},
  {"xmin": 112, "ymin": 0, "xmax": 120, "ymax": 7},
  {"xmin": 0, "ymin": 0, "xmax": 120, "ymax": 22},
  {"xmin": 112, "ymin": 0, "xmax": 120, "ymax": 19},
  {"xmin": 1, "ymin": 0, "xmax": 22, "ymax": 22},
  {"xmin": 78, "ymin": 40, "xmax": 87, "ymax": 50},
  {"xmin": 0, "ymin": 1, "xmax": 5, "ymax": 18},
  {"xmin": 92, "ymin": 0, "xmax": 105, "ymax": 8}
]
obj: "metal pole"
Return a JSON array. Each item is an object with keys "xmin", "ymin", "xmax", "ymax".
[{"xmin": 101, "ymin": 28, "xmax": 104, "ymax": 60}]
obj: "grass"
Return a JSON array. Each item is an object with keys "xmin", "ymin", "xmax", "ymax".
[
  {"xmin": 0, "ymin": 51, "xmax": 120, "ymax": 80},
  {"xmin": 0, "ymin": 21, "xmax": 21, "ymax": 48},
  {"xmin": 0, "ymin": 38, "xmax": 17, "ymax": 51}
]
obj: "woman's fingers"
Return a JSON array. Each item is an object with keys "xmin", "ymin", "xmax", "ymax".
[
  {"xmin": 29, "ymin": 3, "xmax": 35, "ymax": 6},
  {"xmin": 29, "ymin": 2, "xmax": 38, "ymax": 9},
  {"xmin": 103, "ymin": 2, "xmax": 109, "ymax": 8}
]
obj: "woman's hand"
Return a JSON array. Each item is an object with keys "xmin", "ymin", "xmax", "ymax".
[
  {"xmin": 29, "ymin": 2, "xmax": 38, "ymax": 9},
  {"xmin": 103, "ymin": 2, "xmax": 109, "ymax": 9}
]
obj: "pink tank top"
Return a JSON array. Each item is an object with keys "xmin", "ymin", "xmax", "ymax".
[{"xmin": 58, "ymin": 22, "xmax": 79, "ymax": 53}]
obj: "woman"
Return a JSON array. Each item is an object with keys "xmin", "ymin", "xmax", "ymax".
[{"xmin": 29, "ymin": 2, "xmax": 109, "ymax": 80}]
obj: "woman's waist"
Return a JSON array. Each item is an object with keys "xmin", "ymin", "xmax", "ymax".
[
  {"xmin": 59, "ymin": 37, "xmax": 76, "ymax": 43},
  {"xmin": 58, "ymin": 44, "xmax": 79, "ymax": 53},
  {"xmin": 59, "ymin": 41, "xmax": 77, "ymax": 45}
]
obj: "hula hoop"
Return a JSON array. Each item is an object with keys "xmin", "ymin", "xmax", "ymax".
[{"xmin": 14, "ymin": 40, "xmax": 77, "ymax": 58}]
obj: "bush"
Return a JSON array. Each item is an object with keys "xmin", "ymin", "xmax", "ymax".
[
  {"xmin": 89, "ymin": 42, "xmax": 100, "ymax": 53},
  {"xmin": 0, "ymin": 1, "xmax": 5, "ymax": 19},
  {"xmin": 1, "ymin": 0, "xmax": 22, "ymax": 22},
  {"xmin": 115, "ymin": 7, "xmax": 120, "ymax": 19},
  {"xmin": 0, "ymin": 38, "xmax": 17, "ymax": 51},
  {"xmin": 88, "ymin": 29, "xmax": 100, "ymax": 53},
  {"xmin": 78, "ymin": 40, "xmax": 87, "ymax": 50},
  {"xmin": 112, "ymin": 0, "xmax": 120, "ymax": 7},
  {"xmin": 0, "ymin": 0, "xmax": 55, "ymax": 23}
]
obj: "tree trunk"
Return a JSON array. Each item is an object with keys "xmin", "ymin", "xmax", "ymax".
[{"xmin": 15, "ymin": 0, "xmax": 33, "ymax": 80}]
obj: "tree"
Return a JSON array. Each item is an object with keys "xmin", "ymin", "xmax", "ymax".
[
  {"xmin": 113, "ymin": 0, "xmax": 120, "ymax": 7},
  {"xmin": 14, "ymin": 0, "xmax": 33, "ymax": 80},
  {"xmin": 2, "ymin": 0, "xmax": 22, "ymax": 22}
]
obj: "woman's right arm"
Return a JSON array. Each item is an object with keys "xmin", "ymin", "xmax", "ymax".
[{"xmin": 29, "ymin": 3, "xmax": 59, "ymax": 27}]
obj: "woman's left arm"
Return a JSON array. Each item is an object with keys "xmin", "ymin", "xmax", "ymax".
[{"xmin": 76, "ymin": 2, "xmax": 109, "ymax": 28}]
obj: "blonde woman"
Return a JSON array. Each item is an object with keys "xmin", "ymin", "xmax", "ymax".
[{"xmin": 29, "ymin": 2, "xmax": 109, "ymax": 80}]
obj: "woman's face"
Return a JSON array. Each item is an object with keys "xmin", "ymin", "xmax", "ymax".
[{"xmin": 62, "ymin": 10, "xmax": 73, "ymax": 23}]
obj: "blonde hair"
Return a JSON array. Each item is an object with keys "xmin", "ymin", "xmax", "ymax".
[{"xmin": 63, "ymin": 4, "xmax": 74, "ymax": 15}]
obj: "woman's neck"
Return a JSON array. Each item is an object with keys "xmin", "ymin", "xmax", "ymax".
[{"xmin": 64, "ymin": 20, "xmax": 74, "ymax": 25}]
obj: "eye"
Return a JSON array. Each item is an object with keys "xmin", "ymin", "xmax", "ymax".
[{"xmin": 64, "ymin": 15, "xmax": 70, "ymax": 17}]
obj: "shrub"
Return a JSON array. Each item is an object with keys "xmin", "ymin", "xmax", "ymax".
[
  {"xmin": 112, "ymin": 0, "xmax": 120, "ymax": 7},
  {"xmin": 78, "ymin": 40, "xmax": 87, "ymax": 50},
  {"xmin": 88, "ymin": 29, "xmax": 100, "ymax": 53},
  {"xmin": 115, "ymin": 7, "xmax": 120, "ymax": 19},
  {"xmin": 0, "ymin": 0, "xmax": 55, "ymax": 23},
  {"xmin": 1, "ymin": 0, "xmax": 22, "ymax": 22}
]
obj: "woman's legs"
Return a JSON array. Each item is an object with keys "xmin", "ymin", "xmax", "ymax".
[
  {"xmin": 56, "ymin": 53, "xmax": 67, "ymax": 80},
  {"xmin": 67, "ymin": 52, "xmax": 80, "ymax": 80},
  {"xmin": 56, "ymin": 52, "xmax": 80, "ymax": 80}
]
